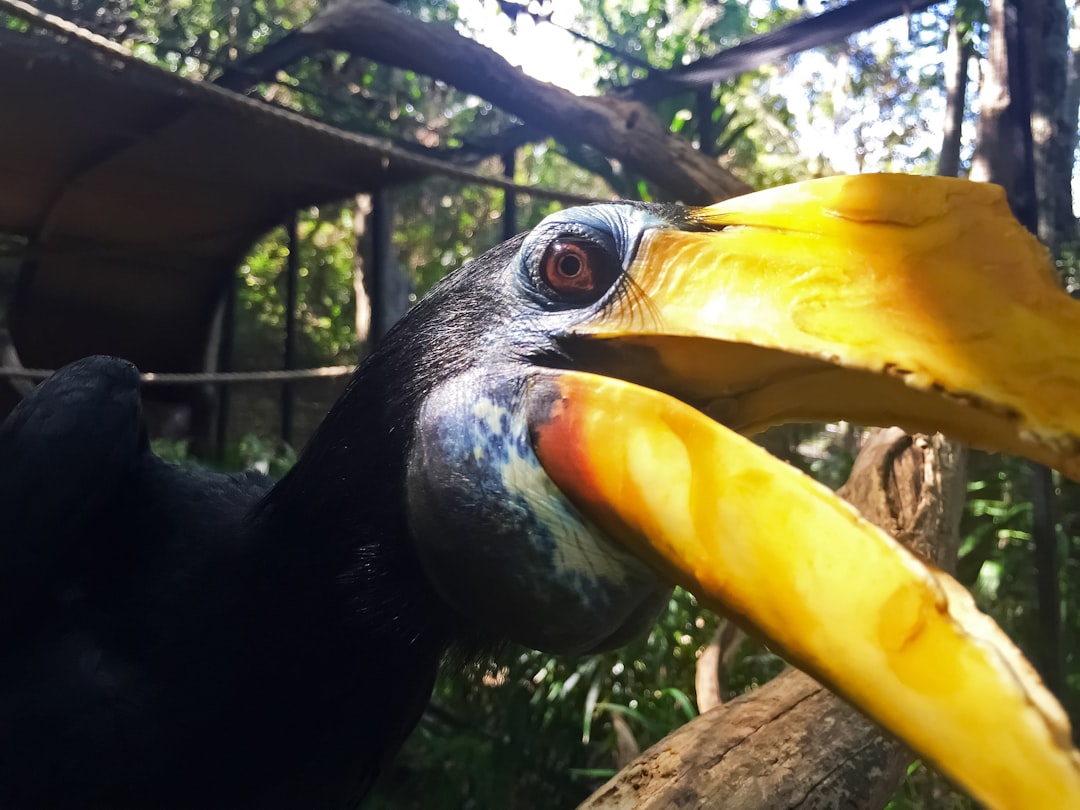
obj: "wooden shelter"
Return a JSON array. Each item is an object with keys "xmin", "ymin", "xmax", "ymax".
[
  {"xmin": 0, "ymin": 26, "xmax": 431, "ymax": 418},
  {"xmin": 0, "ymin": 19, "xmax": 585, "ymax": 438}
]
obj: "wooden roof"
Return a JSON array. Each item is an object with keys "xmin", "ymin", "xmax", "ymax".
[{"xmin": 0, "ymin": 26, "xmax": 439, "ymax": 378}]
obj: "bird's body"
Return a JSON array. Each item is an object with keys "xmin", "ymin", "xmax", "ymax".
[
  {"xmin": 0, "ymin": 352, "xmax": 452, "ymax": 808},
  {"xmin": 1, "ymin": 177, "xmax": 1079, "ymax": 809},
  {"xmin": 0, "ymin": 227, "xmax": 668, "ymax": 806}
]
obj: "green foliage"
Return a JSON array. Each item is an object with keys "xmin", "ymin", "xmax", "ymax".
[
  {"xmin": 961, "ymin": 453, "xmax": 1080, "ymax": 728},
  {"xmin": 781, "ymin": 7, "xmax": 969, "ymax": 176},
  {"xmin": 885, "ymin": 760, "xmax": 978, "ymax": 810},
  {"xmin": 1059, "ymin": 242, "xmax": 1080, "ymax": 295},
  {"xmin": 394, "ymin": 175, "xmax": 505, "ymax": 298},
  {"xmin": 571, "ymin": 0, "xmax": 815, "ymax": 192},
  {"xmin": 152, "ymin": 433, "xmax": 296, "ymax": 477},
  {"xmin": 1, "ymin": 12, "xmax": 27, "ymax": 31},
  {"xmin": 367, "ymin": 587, "xmax": 782, "ymax": 809},
  {"xmin": 576, "ymin": 0, "xmax": 759, "ymax": 84},
  {"xmin": 236, "ymin": 205, "xmax": 359, "ymax": 369}
]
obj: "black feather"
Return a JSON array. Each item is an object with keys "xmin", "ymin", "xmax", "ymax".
[{"xmin": 0, "ymin": 223, "xmax": 635, "ymax": 807}]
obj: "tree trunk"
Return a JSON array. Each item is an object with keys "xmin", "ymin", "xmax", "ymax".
[
  {"xmin": 1054, "ymin": 5, "xmax": 1080, "ymax": 253},
  {"xmin": 1064, "ymin": 11, "xmax": 1080, "ymax": 251},
  {"xmin": 1026, "ymin": 0, "xmax": 1074, "ymax": 701},
  {"xmin": 578, "ymin": 430, "xmax": 967, "ymax": 810},
  {"xmin": 970, "ymin": 0, "xmax": 1014, "ymax": 187},
  {"xmin": 937, "ymin": 12, "xmax": 970, "ymax": 178},
  {"xmin": 970, "ymin": 0, "xmax": 1067, "ymax": 703},
  {"xmin": 1029, "ymin": 0, "xmax": 1074, "ymax": 254},
  {"xmin": 693, "ymin": 620, "xmax": 745, "ymax": 714}
]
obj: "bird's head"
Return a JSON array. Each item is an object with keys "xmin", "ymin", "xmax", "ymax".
[
  {"xmin": 323, "ymin": 174, "xmax": 1080, "ymax": 807},
  {"xmin": 404, "ymin": 202, "xmax": 686, "ymax": 654}
]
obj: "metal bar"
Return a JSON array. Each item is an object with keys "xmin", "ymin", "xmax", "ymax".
[
  {"xmin": 368, "ymin": 187, "xmax": 404, "ymax": 345},
  {"xmin": 281, "ymin": 214, "xmax": 300, "ymax": 445},
  {"xmin": 502, "ymin": 148, "xmax": 518, "ymax": 241},
  {"xmin": 0, "ymin": 365, "xmax": 356, "ymax": 383},
  {"xmin": 696, "ymin": 88, "xmax": 715, "ymax": 157},
  {"xmin": 215, "ymin": 265, "xmax": 238, "ymax": 460}
]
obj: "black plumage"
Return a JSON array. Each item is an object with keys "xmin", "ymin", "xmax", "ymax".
[{"xmin": 0, "ymin": 238, "xmax": 520, "ymax": 808}]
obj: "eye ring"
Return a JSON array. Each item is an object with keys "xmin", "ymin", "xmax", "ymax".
[{"xmin": 538, "ymin": 237, "xmax": 620, "ymax": 305}]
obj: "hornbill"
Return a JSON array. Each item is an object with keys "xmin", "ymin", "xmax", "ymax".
[{"xmin": 1, "ymin": 175, "xmax": 1078, "ymax": 809}]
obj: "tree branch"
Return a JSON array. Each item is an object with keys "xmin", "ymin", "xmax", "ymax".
[
  {"xmin": 623, "ymin": 0, "xmax": 940, "ymax": 102},
  {"xmin": 213, "ymin": 0, "xmax": 750, "ymax": 204},
  {"xmin": 694, "ymin": 619, "xmax": 745, "ymax": 714}
]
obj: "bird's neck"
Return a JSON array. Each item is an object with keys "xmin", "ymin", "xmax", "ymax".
[
  {"xmin": 255, "ymin": 355, "xmax": 460, "ymax": 652},
  {"xmin": 242, "ymin": 394, "xmax": 456, "ymax": 778},
  {"xmin": 259, "ymin": 461, "xmax": 452, "ymax": 651}
]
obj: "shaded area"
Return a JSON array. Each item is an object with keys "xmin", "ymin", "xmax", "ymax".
[{"xmin": 0, "ymin": 28, "xmax": 424, "ymax": 379}]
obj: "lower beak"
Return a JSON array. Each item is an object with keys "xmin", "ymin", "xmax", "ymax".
[{"xmin": 526, "ymin": 175, "xmax": 1080, "ymax": 809}]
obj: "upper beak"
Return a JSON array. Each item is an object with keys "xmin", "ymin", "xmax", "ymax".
[
  {"xmin": 525, "ymin": 175, "xmax": 1080, "ymax": 809},
  {"xmin": 570, "ymin": 174, "xmax": 1080, "ymax": 478}
]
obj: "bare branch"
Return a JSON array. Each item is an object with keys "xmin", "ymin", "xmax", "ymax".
[
  {"xmin": 214, "ymin": 0, "xmax": 750, "ymax": 204},
  {"xmin": 693, "ymin": 626, "xmax": 724, "ymax": 714},
  {"xmin": 694, "ymin": 620, "xmax": 745, "ymax": 714},
  {"xmin": 624, "ymin": 0, "xmax": 940, "ymax": 102}
]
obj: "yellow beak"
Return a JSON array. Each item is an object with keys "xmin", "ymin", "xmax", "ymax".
[{"xmin": 526, "ymin": 175, "xmax": 1080, "ymax": 809}]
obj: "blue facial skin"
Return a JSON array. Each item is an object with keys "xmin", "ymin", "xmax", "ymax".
[
  {"xmin": 407, "ymin": 368, "xmax": 671, "ymax": 655},
  {"xmin": 405, "ymin": 205, "xmax": 673, "ymax": 654}
]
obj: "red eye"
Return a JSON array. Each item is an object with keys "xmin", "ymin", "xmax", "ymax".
[{"xmin": 539, "ymin": 238, "xmax": 618, "ymax": 303}]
